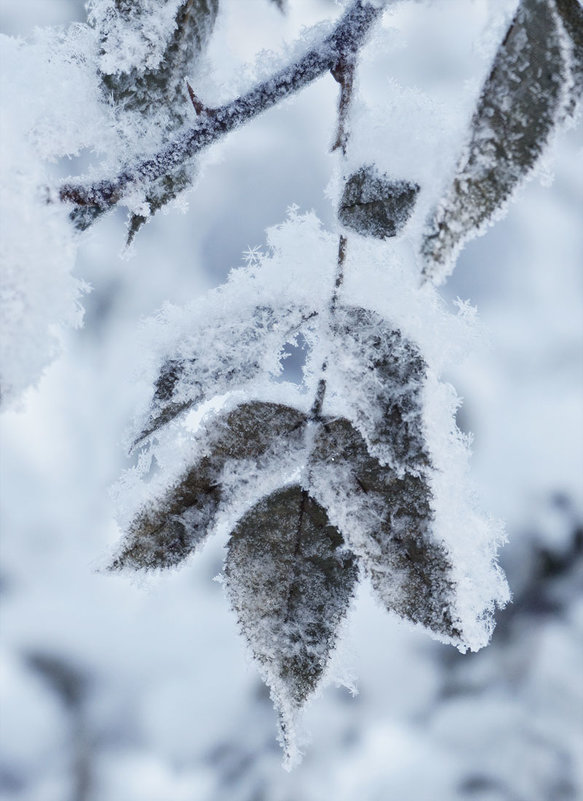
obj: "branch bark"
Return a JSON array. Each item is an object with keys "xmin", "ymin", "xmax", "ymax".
[{"xmin": 59, "ymin": 0, "xmax": 383, "ymax": 224}]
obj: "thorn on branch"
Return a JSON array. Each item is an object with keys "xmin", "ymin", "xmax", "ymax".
[{"xmin": 186, "ymin": 81, "xmax": 216, "ymax": 117}]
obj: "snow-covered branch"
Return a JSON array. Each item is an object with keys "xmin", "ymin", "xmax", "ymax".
[{"xmin": 59, "ymin": 0, "xmax": 383, "ymax": 224}]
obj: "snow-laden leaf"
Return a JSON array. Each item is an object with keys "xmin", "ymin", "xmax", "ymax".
[
  {"xmin": 338, "ymin": 165, "xmax": 419, "ymax": 239},
  {"xmin": 325, "ymin": 305, "xmax": 429, "ymax": 471},
  {"xmin": 112, "ymin": 256, "xmax": 506, "ymax": 753},
  {"xmin": 131, "ymin": 303, "xmax": 310, "ymax": 450},
  {"xmin": 129, "ymin": 214, "xmax": 330, "ymax": 450},
  {"xmin": 310, "ymin": 418, "xmax": 462, "ymax": 642},
  {"xmin": 224, "ymin": 485, "xmax": 358, "ymax": 758},
  {"xmin": 112, "ymin": 401, "xmax": 306, "ymax": 570},
  {"xmin": 92, "ymin": 0, "xmax": 218, "ymax": 120},
  {"xmin": 421, "ymin": 0, "xmax": 581, "ymax": 282},
  {"xmin": 556, "ymin": 0, "xmax": 583, "ymax": 105},
  {"xmin": 85, "ymin": 0, "xmax": 219, "ymax": 235}
]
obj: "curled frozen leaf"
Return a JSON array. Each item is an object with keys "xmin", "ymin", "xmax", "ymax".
[
  {"xmin": 113, "ymin": 401, "xmax": 306, "ymax": 570},
  {"xmin": 225, "ymin": 485, "xmax": 358, "ymax": 756},
  {"xmin": 339, "ymin": 166, "xmax": 419, "ymax": 239},
  {"xmin": 422, "ymin": 0, "xmax": 578, "ymax": 281}
]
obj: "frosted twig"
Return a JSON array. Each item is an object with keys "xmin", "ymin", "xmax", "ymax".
[
  {"xmin": 59, "ymin": 0, "xmax": 382, "ymax": 224},
  {"xmin": 310, "ymin": 53, "xmax": 354, "ymax": 421}
]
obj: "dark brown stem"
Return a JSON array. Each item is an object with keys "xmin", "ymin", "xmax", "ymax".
[
  {"xmin": 310, "ymin": 234, "xmax": 348, "ymax": 419},
  {"xmin": 331, "ymin": 56, "xmax": 356, "ymax": 155},
  {"xmin": 310, "ymin": 52, "xmax": 355, "ymax": 420},
  {"xmin": 59, "ymin": 1, "xmax": 382, "ymax": 223}
]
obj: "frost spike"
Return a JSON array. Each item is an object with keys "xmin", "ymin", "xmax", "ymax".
[
  {"xmin": 186, "ymin": 81, "xmax": 216, "ymax": 118},
  {"xmin": 224, "ymin": 485, "xmax": 358, "ymax": 758}
]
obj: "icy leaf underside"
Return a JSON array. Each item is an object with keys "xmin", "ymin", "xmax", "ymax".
[
  {"xmin": 422, "ymin": 0, "xmax": 583, "ymax": 280},
  {"xmin": 225, "ymin": 486, "xmax": 358, "ymax": 714}
]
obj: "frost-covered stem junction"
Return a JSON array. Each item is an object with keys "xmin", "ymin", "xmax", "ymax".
[{"xmin": 59, "ymin": 0, "xmax": 383, "ymax": 221}]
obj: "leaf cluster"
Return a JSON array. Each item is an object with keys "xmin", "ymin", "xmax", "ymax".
[{"xmin": 112, "ymin": 299, "xmax": 466, "ymax": 757}]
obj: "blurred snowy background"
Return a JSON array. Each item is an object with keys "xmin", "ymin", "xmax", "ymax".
[{"xmin": 0, "ymin": 1, "xmax": 582, "ymax": 799}]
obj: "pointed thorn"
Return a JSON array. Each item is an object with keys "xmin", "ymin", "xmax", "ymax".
[{"xmin": 186, "ymin": 81, "xmax": 205, "ymax": 116}]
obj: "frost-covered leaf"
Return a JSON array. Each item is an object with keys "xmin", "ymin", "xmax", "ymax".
[
  {"xmin": 422, "ymin": 0, "xmax": 580, "ymax": 281},
  {"xmin": 133, "ymin": 306, "xmax": 288, "ymax": 446},
  {"xmin": 92, "ymin": 0, "xmax": 218, "ymax": 119},
  {"xmin": 110, "ymin": 455, "xmax": 222, "ymax": 571},
  {"xmin": 338, "ymin": 166, "xmax": 419, "ymax": 239},
  {"xmin": 325, "ymin": 305, "xmax": 429, "ymax": 471},
  {"xmin": 225, "ymin": 485, "xmax": 358, "ymax": 757},
  {"xmin": 86, "ymin": 0, "xmax": 219, "ymax": 235},
  {"xmin": 310, "ymin": 418, "xmax": 462, "ymax": 642},
  {"xmin": 130, "ymin": 213, "xmax": 331, "ymax": 449},
  {"xmin": 113, "ymin": 401, "xmax": 306, "ymax": 570},
  {"xmin": 556, "ymin": 0, "xmax": 583, "ymax": 105},
  {"xmin": 112, "ymin": 218, "xmax": 509, "ymax": 755}
]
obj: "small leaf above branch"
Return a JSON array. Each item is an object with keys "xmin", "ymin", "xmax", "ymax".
[{"xmin": 339, "ymin": 166, "xmax": 420, "ymax": 239}]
